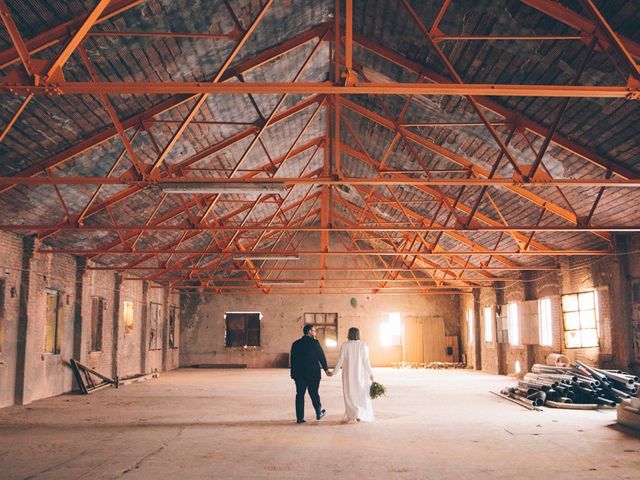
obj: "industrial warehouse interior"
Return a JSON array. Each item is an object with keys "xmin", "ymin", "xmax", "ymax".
[{"xmin": 0, "ymin": 0, "xmax": 639, "ymax": 478}]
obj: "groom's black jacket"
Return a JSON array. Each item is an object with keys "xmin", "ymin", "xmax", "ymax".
[{"xmin": 290, "ymin": 335, "xmax": 328, "ymax": 380}]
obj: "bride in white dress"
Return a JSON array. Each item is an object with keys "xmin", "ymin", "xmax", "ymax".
[{"xmin": 330, "ymin": 327, "xmax": 375, "ymax": 422}]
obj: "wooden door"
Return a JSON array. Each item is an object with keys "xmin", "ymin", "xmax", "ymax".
[
  {"xmin": 402, "ymin": 315, "xmax": 424, "ymax": 364},
  {"xmin": 423, "ymin": 316, "xmax": 446, "ymax": 363}
]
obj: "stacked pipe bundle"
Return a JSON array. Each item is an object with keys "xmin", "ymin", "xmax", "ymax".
[{"xmin": 502, "ymin": 361, "xmax": 639, "ymax": 408}]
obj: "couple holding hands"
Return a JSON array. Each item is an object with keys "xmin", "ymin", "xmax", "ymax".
[{"xmin": 290, "ymin": 324, "xmax": 375, "ymax": 424}]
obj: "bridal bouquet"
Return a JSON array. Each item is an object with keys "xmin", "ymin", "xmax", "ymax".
[{"xmin": 369, "ymin": 381, "xmax": 386, "ymax": 399}]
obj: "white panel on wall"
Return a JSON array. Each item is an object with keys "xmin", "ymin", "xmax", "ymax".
[{"xmin": 518, "ymin": 300, "xmax": 539, "ymax": 345}]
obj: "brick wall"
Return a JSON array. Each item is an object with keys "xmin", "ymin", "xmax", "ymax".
[
  {"xmin": 0, "ymin": 233, "xmax": 23, "ymax": 408},
  {"xmin": 460, "ymin": 235, "xmax": 640, "ymax": 377},
  {"xmin": 119, "ymin": 279, "xmax": 144, "ymax": 379},
  {"xmin": 82, "ymin": 269, "xmax": 116, "ymax": 380},
  {"xmin": 180, "ymin": 292, "xmax": 460, "ymax": 368},
  {"xmin": 24, "ymin": 244, "xmax": 77, "ymax": 404},
  {"xmin": 0, "ymin": 231, "xmax": 180, "ymax": 407}
]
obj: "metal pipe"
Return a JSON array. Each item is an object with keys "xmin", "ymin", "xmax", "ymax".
[{"xmin": 596, "ymin": 397, "xmax": 616, "ymax": 407}]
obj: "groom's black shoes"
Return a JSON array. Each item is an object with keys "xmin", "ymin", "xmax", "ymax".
[
  {"xmin": 296, "ymin": 419, "xmax": 306, "ymax": 424},
  {"xmin": 316, "ymin": 409, "xmax": 326, "ymax": 420}
]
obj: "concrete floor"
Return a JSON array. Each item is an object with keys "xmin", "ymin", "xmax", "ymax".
[{"xmin": 0, "ymin": 368, "xmax": 638, "ymax": 480}]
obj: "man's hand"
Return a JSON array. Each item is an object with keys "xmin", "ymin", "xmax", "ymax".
[{"xmin": 326, "ymin": 369, "xmax": 333, "ymax": 377}]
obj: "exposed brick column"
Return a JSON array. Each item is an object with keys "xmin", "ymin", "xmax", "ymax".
[
  {"xmin": 613, "ymin": 235, "xmax": 634, "ymax": 369},
  {"xmin": 14, "ymin": 235, "xmax": 35, "ymax": 405},
  {"xmin": 494, "ymin": 281, "xmax": 507, "ymax": 375},
  {"xmin": 161, "ymin": 286, "xmax": 169, "ymax": 372},
  {"xmin": 472, "ymin": 288, "xmax": 482, "ymax": 370},
  {"xmin": 111, "ymin": 272, "xmax": 122, "ymax": 381},
  {"xmin": 72, "ymin": 256, "xmax": 87, "ymax": 361},
  {"xmin": 140, "ymin": 280, "xmax": 148, "ymax": 374}
]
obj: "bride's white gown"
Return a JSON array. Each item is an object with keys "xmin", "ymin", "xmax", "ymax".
[{"xmin": 332, "ymin": 340, "xmax": 375, "ymax": 422}]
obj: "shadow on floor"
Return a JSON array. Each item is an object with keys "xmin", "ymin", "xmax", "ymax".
[{"xmin": 606, "ymin": 422, "xmax": 640, "ymax": 440}]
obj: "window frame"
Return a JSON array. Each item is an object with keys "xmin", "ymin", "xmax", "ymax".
[
  {"xmin": 123, "ymin": 300, "xmax": 134, "ymax": 336},
  {"xmin": 44, "ymin": 289, "xmax": 61, "ymax": 354},
  {"xmin": 507, "ymin": 302, "xmax": 519, "ymax": 346},
  {"xmin": 483, "ymin": 306, "xmax": 493, "ymax": 343},
  {"xmin": 466, "ymin": 308, "xmax": 474, "ymax": 345},
  {"xmin": 169, "ymin": 305, "xmax": 178, "ymax": 349},
  {"xmin": 90, "ymin": 296, "xmax": 105, "ymax": 352},
  {"xmin": 303, "ymin": 312, "xmax": 337, "ymax": 348},
  {"xmin": 149, "ymin": 301, "xmax": 162, "ymax": 351},
  {"xmin": 380, "ymin": 312, "xmax": 402, "ymax": 347},
  {"xmin": 561, "ymin": 291, "xmax": 599, "ymax": 349},
  {"xmin": 538, "ymin": 297, "xmax": 553, "ymax": 347},
  {"xmin": 224, "ymin": 312, "xmax": 261, "ymax": 348}
]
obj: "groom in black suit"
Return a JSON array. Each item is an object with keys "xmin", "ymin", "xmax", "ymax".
[{"xmin": 290, "ymin": 324, "xmax": 331, "ymax": 424}]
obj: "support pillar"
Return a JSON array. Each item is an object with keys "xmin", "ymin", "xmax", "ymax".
[
  {"xmin": 140, "ymin": 280, "xmax": 148, "ymax": 374},
  {"xmin": 161, "ymin": 286, "xmax": 169, "ymax": 372},
  {"xmin": 14, "ymin": 235, "xmax": 34, "ymax": 405},
  {"xmin": 72, "ymin": 256, "xmax": 86, "ymax": 361},
  {"xmin": 111, "ymin": 272, "xmax": 122, "ymax": 381},
  {"xmin": 613, "ymin": 235, "xmax": 634, "ymax": 369},
  {"xmin": 473, "ymin": 288, "xmax": 482, "ymax": 370}
]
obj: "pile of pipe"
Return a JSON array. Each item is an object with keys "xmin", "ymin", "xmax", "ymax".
[{"xmin": 502, "ymin": 361, "xmax": 639, "ymax": 408}]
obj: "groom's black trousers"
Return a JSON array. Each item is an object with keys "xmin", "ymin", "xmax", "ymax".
[{"xmin": 294, "ymin": 376, "xmax": 322, "ymax": 421}]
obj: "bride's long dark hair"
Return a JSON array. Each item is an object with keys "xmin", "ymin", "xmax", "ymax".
[{"xmin": 348, "ymin": 327, "xmax": 360, "ymax": 340}]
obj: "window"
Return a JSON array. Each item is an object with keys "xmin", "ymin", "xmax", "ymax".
[
  {"xmin": 44, "ymin": 290, "xmax": 61, "ymax": 354},
  {"xmin": 538, "ymin": 298, "xmax": 553, "ymax": 346},
  {"xmin": 380, "ymin": 312, "xmax": 402, "ymax": 347},
  {"xmin": 304, "ymin": 312, "xmax": 337, "ymax": 347},
  {"xmin": 466, "ymin": 309, "xmax": 474, "ymax": 344},
  {"xmin": 483, "ymin": 306, "xmax": 493, "ymax": 342},
  {"xmin": 561, "ymin": 291, "xmax": 599, "ymax": 348},
  {"xmin": 169, "ymin": 305, "xmax": 178, "ymax": 349},
  {"xmin": 123, "ymin": 301, "xmax": 134, "ymax": 336},
  {"xmin": 90, "ymin": 297, "xmax": 104, "ymax": 352},
  {"xmin": 149, "ymin": 302, "xmax": 162, "ymax": 350},
  {"xmin": 507, "ymin": 302, "xmax": 519, "ymax": 346},
  {"xmin": 225, "ymin": 312, "xmax": 261, "ymax": 347}
]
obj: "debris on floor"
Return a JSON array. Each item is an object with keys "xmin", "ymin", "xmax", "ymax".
[
  {"xmin": 68, "ymin": 358, "xmax": 118, "ymax": 394},
  {"xmin": 499, "ymin": 361, "xmax": 639, "ymax": 409},
  {"xmin": 392, "ymin": 361, "xmax": 466, "ymax": 369},
  {"xmin": 424, "ymin": 361, "xmax": 467, "ymax": 369},
  {"xmin": 119, "ymin": 372, "xmax": 160, "ymax": 386},
  {"xmin": 490, "ymin": 390, "xmax": 543, "ymax": 411}
]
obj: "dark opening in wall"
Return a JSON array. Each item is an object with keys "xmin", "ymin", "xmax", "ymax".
[
  {"xmin": 91, "ymin": 297, "xmax": 104, "ymax": 352},
  {"xmin": 225, "ymin": 312, "xmax": 261, "ymax": 348},
  {"xmin": 149, "ymin": 302, "xmax": 162, "ymax": 351},
  {"xmin": 169, "ymin": 305, "xmax": 178, "ymax": 349}
]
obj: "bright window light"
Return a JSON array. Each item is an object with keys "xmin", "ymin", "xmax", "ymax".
[
  {"xmin": 561, "ymin": 291, "xmax": 599, "ymax": 348},
  {"xmin": 515, "ymin": 360, "xmax": 521, "ymax": 374},
  {"xmin": 508, "ymin": 302, "xmax": 519, "ymax": 346},
  {"xmin": 466, "ymin": 309, "xmax": 474, "ymax": 344},
  {"xmin": 538, "ymin": 298, "xmax": 553, "ymax": 346},
  {"xmin": 483, "ymin": 306, "xmax": 493, "ymax": 342},
  {"xmin": 380, "ymin": 312, "xmax": 402, "ymax": 347}
]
